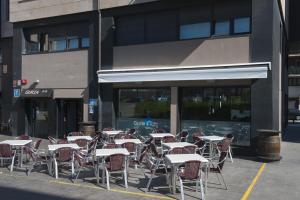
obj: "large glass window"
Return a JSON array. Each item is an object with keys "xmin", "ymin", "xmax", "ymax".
[
  {"xmin": 234, "ymin": 17, "xmax": 251, "ymax": 34},
  {"xmin": 214, "ymin": 21, "xmax": 230, "ymax": 36},
  {"xmin": 117, "ymin": 88, "xmax": 170, "ymax": 138},
  {"xmin": 68, "ymin": 37, "xmax": 79, "ymax": 49},
  {"xmin": 49, "ymin": 37, "xmax": 67, "ymax": 52},
  {"xmin": 81, "ymin": 37, "xmax": 90, "ymax": 48},
  {"xmin": 181, "ymin": 87, "xmax": 251, "ymax": 146},
  {"xmin": 180, "ymin": 22, "xmax": 211, "ymax": 40}
]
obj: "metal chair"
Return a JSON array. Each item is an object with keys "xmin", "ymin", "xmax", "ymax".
[
  {"xmin": 177, "ymin": 131, "xmax": 189, "ymax": 142},
  {"xmin": 16, "ymin": 135, "xmax": 31, "ymax": 140},
  {"xmin": 53, "ymin": 147, "xmax": 75, "ymax": 179},
  {"xmin": 177, "ymin": 160, "xmax": 205, "ymax": 200},
  {"xmin": 104, "ymin": 153, "xmax": 128, "ymax": 190},
  {"xmin": 23, "ymin": 146, "xmax": 51, "ymax": 176},
  {"xmin": 0, "ymin": 144, "xmax": 16, "ymax": 172},
  {"xmin": 73, "ymin": 151, "xmax": 96, "ymax": 183},
  {"xmin": 183, "ymin": 145, "xmax": 197, "ymax": 154},
  {"xmin": 168, "ymin": 147, "xmax": 184, "ymax": 154},
  {"xmin": 73, "ymin": 139, "xmax": 89, "ymax": 150},
  {"xmin": 48, "ymin": 136, "xmax": 58, "ymax": 144},
  {"xmin": 162, "ymin": 135, "xmax": 176, "ymax": 143},
  {"xmin": 103, "ymin": 143, "xmax": 118, "ymax": 149}
]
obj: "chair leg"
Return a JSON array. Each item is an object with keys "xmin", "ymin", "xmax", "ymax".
[
  {"xmin": 219, "ymin": 172, "xmax": 228, "ymax": 190},
  {"xmin": 179, "ymin": 178, "xmax": 184, "ymax": 200},
  {"xmin": 10, "ymin": 156, "xmax": 15, "ymax": 172},
  {"xmin": 228, "ymin": 147, "xmax": 233, "ymax": 163},
  {"xmin": 105, "ymin": 169, "xmax": 110, "ymax": 190},
  {"xmin": 74, "ymin": 168, "xmax": 82, "ymax": 183},
  {"xmin": 146, "ymin": 172, "xmax": 154, "ymax": 191},
  {"xmin": 54, "ymin": 159, "xmax": 58, "ymax": 179},
  {"xmin": 196, "ymin": 178, "xmax": 199, "ymax": 193},
  {"xmin": 124, "ymin": 169, "xmax": 128, "ymax": 189},
  {"xmin": 200, "ymin": 178, "xmax": 205, "ymax": 200}
]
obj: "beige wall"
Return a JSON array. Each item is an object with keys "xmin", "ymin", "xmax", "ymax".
[
  {"xmin": 22, "ymin": 50, "xmax": 88, "ymax": 89},
  {"xmin": 113, "ymin": 36, "xmax": 250, "ymax": 69},
  {"xmin": 10, "ymin": 0, "xmax": 97, "ymax": 22},
  {"xmin": 99, "ymin": 0, "xmax": 159, "ymax": 9}
]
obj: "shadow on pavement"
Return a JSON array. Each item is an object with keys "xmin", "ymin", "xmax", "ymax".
[{"xmin": 0, "ymin": 185, "xmax": 79, "ymax": 200}]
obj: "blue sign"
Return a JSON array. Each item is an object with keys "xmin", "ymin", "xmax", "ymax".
[
  {"xmin": 13, "ymin": 89, "xmax": 21, "ymax": 98},
  {"xmin": 144, "ymin": 117, "xmax": 153, "ymax": 127},
  {"xmin": 89, "ymin": 99, "xmax": 97, "ymax": 114}
]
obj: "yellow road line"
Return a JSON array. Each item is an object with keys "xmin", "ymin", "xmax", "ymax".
[
  {"xmin": 50, "ymin": 180, "xmax": 175, "ymax": 200},
  {"xmin": 241, "ymin": 163, "xmax": 266, "ymax": 200}
]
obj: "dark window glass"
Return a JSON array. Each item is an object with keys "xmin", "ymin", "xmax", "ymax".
[
  {"xmin": 115, "ymin": 15, "xmax": 145, "ymax": 46},
  {"xmin": 180, "ymin": 22, "xmax": 211, "ymax": 39},
  {"xmin": 68, "ymin": 37, "xmax": 79, "ymax": 49},
  {"xmin": 234, "ymin": 17, "xmax": 251, "ymax": 34},
  {"xmin": 25, "ymin": 33, "xmax": 40, "ymax": 53},
  {"xmin": 49, "ymin": 37, "xmax": 67, "ymax": 51},
  {"xmin": 181, "ymin": 87, "xmax": 251, "ymax": 146},
  {"xmin": 116, "ymin": 88, "xmax": 170, "ymax": 137},
  {"xmin": 214, "ymin": 21, "xmax": 230, "ymax": 36},
  {"xmin": 145, "ymin": 11, "xmax": 177, "ymax": 43},
  {"xmin": 81, "ymin": 37, "xmax": 90, "ymax": 48},
  {"xmin": 0, "ymin": 48, "xmax": 2, "ymax": 63}
]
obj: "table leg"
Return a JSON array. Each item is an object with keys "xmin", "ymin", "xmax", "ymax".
[
  {"xmin": 20, "ymin": 147, "xmax": 23, "ymax": 168},
  {"xmin": 96, "ymin": 159, "xmax": 100, "ymax": 185},
  {"xmin": 172, "ymin": 165, "xmax": 176, "ymax": 194},
  {"xmin": 54, "ymin": 159, "xmax": 58, "ymax": 179},
  {"xmin": 102, "ymin": 159, "xmax": 105, "ymax": 185},
  {"xmin": 205, "ymin": 163, "xmax": 208, "ymax": 194}
]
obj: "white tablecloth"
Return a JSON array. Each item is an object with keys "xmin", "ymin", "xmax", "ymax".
[
  {"xmin": 48, "ymin": 144, "xmax": 80, "ymax": 152},
  {"xmin": 102, "ymin": 130, "xmax": 123, "ymax": 136},
  {"xmin": 114, "ymin": 139, "xmax": 142, "ymax": 145},
  {"xmin": 0, "ymin": 140, "xmax": 32, "ymax": 146},
  {"xmin": 67, "ymin": 136, "xmax": 92, "ymax": 142},
  {"xmin": 95, "ymin": 148, "xmax": 130, "ymax": 157},
  {"xmin": 162, "ymin": 142, "xmax": 195, "ymax": 149},
  {"xmin": 199, "ymin": 135, "xmax": 224, "ymax": 142},
  {"xmin": 150, "ymin": 133, "xmax": 174, "ymax": 138},
  {"xmin": 165, "ymin": 154, "xmax": 208, "ymax": 164}
]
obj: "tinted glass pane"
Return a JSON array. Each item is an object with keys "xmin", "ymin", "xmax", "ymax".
[
  {"xmin": 0, "ymin": 49, "xmax": 2, "ymax": 63},
  {"xmin": 68, "ymin": 38, "xmax": 79, "ymax": 49},
  {"xmin": 145, "ymin": 11, "xmax": 177, "ymax": 43},
  {"xmin": 234, "ymin": 17, "xmax": 250, "ymax": 33},
  {"xmin": 115, "ymin": 15, "xmax": 145, "ymax": 46},
  {"xmin": 214, "ymin": 21, "xmax": 230, "ymax": 36},
  {"xmin": 180, "ymin": 22, "xmax": 211, "ymax": 40},
  {"xmin": 81, "ymin": 37, "xmax": 90, "ymax": 48},
  {"xmin": 181, "ymin": 87, "xmax": 251, "ymax": 146},
  {"xmin": 50, "ymin": 38, "xmax": 66, "ymax": 51},
  {"xmin": 117, "ymin": 88, "xmax": 170, "ymax": 138}
]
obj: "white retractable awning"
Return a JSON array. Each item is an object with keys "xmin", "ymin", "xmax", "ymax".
[{"xmin": 97, "ymin": 62, "xmax": 270, "ymax": 83}]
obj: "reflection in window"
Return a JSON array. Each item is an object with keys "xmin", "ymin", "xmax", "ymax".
[
  {"xmin": 117, "ymin": 88, "xmax": 170, "ymax": 137},
  {"xmin": 180, "ymin": 22, "xmax": 211, "ymax": 39},
  {"xmin": 68, "ymin": 37, "xmax": 79, "ymax": 49},
  {"xmin": 234, "ymin": 17, "xmax": 251, "ymax": 34},
  {"xmin": 81, "ymin": 37, "xmax": 90, "ymax": 48},
  {"xmin": 214, "ymin": 21, "xmax": 230, "ymax": 36},
  {"xmin": 181, "ymin": 87, "xmax": 251, "ymax": 146},
  {"xmin": 49, "ymin": 38, "xmax": 67, "ymax": 51}
]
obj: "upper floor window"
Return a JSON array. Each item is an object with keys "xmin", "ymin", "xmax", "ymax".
[
  {"xmin": 214, "ymin": 21, "xmax": 230, "ymax": 36},
  {"xmin": 234, "ymin": 17, "xmax": 251, "ymax": 34},
  {"xmin": 23, "ymin": 22, "xmax": 90, "ymax": 54},
  {"xmin": 180, "ymin": 22, "xmax": 211, "ymax": 39}
]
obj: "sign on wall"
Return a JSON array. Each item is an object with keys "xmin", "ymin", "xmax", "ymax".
[
  {"xmin": 21, "ymin": 89, "xmax": 53, "ymax": 98},
  {"xmin": 13, "ymin": 89, "xmax": 21, "ymax": 98}
]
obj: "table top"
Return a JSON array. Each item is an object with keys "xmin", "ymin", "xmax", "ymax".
[
  {"xmin": 165, "ymin": 154, "xmax": 208, "ymax": 164},
  {"xmin": 95, "ymin": 148, "xmax": 130, "ymax": 157},
  {"xmin": 114, "ymin": 139, "xmax": 142, "ymax": 145},
  {"xmin": 0, "ymin": 140, "xmax": 32, "ymax": 146},
  {"xmin": 150, "ymin": 133, "xmax": 174, "ymax": 138},
  {"xmin": 48, "ymin": 144, "xmax": 80, "ymax": 152},
  {"xmin": 67, "ymin": 136, "xmax": 93, "ymax": 142},
  {"xmin": 102, "ymin": 130, "xmax": 123, "ymax": 135},
  {"xmin": 162, "ymin": 142, "xmax": 196, "ymax": 149},
  {"xmin": 199, "ymin": 135, "xmax": 224, "ymax": 142}
]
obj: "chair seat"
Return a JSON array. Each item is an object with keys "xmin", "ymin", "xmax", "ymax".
[{"xmin": 209, "ymin": 167, "xmax": 221, "ymax": 173}]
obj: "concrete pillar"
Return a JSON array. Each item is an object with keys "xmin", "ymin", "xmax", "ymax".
[{"xmin": 170, "ymin": 87, "xmax": 179, "ymax": 135}]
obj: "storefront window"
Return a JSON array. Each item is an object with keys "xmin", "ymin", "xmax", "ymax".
[
  {"xmin": 181, "ymin": 87, "xmax": 251, "ymax": 146},
  {"xmin": 117, "ymin": 88, "xmax": 170, "ymax": 138}
]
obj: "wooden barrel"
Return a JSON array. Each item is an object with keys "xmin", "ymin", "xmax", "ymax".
[
  {"xmin": 82, "ymin": 125, "xmax": 95, "ymax": 136},
  {"xmin": 257, "ymin": 129, "xmax": 281, "ymax": 161}
]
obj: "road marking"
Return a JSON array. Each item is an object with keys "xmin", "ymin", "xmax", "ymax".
[
  {"xmin": 50, "ymin": 180, "xmax": 175, "ymax": 200},
  {"xmin": 241, "ymin": 163, "xmax": 266, "ymax": 200}
]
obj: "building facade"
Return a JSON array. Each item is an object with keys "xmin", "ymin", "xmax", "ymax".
[
  {"xmin": 0, "ymin": 0, "xmax": 13, "ymax": 133},
  {"xmin": 288, "ymin": 0, "xmax": 300, "ymax": 116},
  {"xmin": 8, "ymin": 0, "xmax": 288, "ymax": 147},
  {"xmin": 97, "ymin": 0, "xmax": 288, "ymax": 146},
  {"xmin": 9, "ymin": 0, "xmax": 100, "ymax": 138}
]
